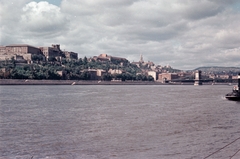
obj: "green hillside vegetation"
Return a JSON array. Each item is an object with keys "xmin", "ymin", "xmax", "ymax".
[{"xmin": 0, "ymin": 56, "xmax": 156, "ymax": 81}]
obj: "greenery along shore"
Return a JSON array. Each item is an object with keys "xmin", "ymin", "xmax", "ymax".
[{"xmin": 0, "ymin": 55, "xmax": 178, "ymax": 81}]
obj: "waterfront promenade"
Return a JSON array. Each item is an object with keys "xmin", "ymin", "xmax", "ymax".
[
  {"xmin": 0, "ymin": 79, "xmax": 231, "ymax": 85},
  {"xmin": 0, "ymin": 79, "xmax": 164, "ymax": 85}
]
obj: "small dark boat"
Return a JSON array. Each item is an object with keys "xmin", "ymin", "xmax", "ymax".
[
  {"xmin": 225, "ymin": 73, "xmax": 240, "ymax": 101},
  {"xmin": 225, "ymin": 91, "xmax": 240, "ymax": 101}
]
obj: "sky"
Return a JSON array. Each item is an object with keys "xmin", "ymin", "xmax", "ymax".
[{"xmin": 1, "ymin": 0, "xmax": 240, "ymax": 70}]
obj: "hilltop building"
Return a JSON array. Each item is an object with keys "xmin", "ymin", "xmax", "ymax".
[
  {"xmin": 93, "ymin": 54, "xmax": 128, "ymax": 66},
  {"xmin": 63, "ymin": 51, "xmax": 78, "ymax": 59},
  {"xmin": 93, "ymin": 54, "xmax": 127, "ymax": 62},
  {"xmin": 132, "ymin": 54, "xmax": 155, "ymax": 69},
  {"xmin": 40, "ymin": 44, "xmax": 78, "ymax": 60},
  {"xmin": 0, "ymin": 44, "xmax": 78, "ymax": 62},
  {"xmin": 0, "ymin": 44, "xmax": 43, "ymax": 61},
  {"xmin": 40, "ymin": 44, "xmax": 62, "ymax": 58}
]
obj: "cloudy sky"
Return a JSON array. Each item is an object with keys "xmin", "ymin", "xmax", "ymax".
[{"xmin": 1, "ymin": 0, "xmax": 240, "ymax": 70}]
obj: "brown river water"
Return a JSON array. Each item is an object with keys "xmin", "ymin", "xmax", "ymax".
[{"xmin": 0, "ymin": 85, "xmax": 240, "ymax": 159}]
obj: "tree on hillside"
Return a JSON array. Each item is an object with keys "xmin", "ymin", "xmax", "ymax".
[
  {"xmin": 102, "ymin": 73, "xmax": 112, "ymax": 81},
  {"xmin": 83, "ymin": 56, "xmax": 88, "ymax": 65}
]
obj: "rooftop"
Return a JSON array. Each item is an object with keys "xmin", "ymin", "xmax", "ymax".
[{"xmin": 6, "ymin": 44, "xmax": 39, "ymax": 49}]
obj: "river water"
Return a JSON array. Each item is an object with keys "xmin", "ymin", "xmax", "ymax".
[{"xmin": 0, "ymin": 85, "xmax": 240, "ymax": 159}]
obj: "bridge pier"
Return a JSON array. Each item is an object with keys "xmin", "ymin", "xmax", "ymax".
[{"xmin": 194, "ymin": 70, "xmax": 202, "ymax": 85}]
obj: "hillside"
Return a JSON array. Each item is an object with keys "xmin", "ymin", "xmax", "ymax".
[{"xmin": 193, "ymin": 66, "xmax": 240, "ymax": 74}]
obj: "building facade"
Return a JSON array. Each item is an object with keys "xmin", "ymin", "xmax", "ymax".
[
  {"xmin": 108, "ymin": 69, "xmax": 123, "ymax": 75},
  {"xmin": 0, "ymin": 44, "xmax": 43, "ymax": 61},
  {"xmin": 93, "ymin": 54, "xmax": 128, "ymax": 65},
  {"xmin": 158, "ymin": 73, "xmax": 179, "ymax": 83},
  {"xmin": 0, "ymin": 44, "xmax": 79, "ymax": 61},
  {"xmin": 63, "ymin": 51, "xmax": 78, "ymax": 60},
  {"xmin": 148, "ymin": 71, "xmax": 158, "ymax": 81},
  {"xmin": 40, "ymin": 44, "xmax": 62, "ymax": 58}
]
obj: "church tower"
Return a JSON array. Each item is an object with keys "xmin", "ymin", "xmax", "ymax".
[{"xmin": 140, "ymin": 54, "xmax": 144, "ymax": 63}]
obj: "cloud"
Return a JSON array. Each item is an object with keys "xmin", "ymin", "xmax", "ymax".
[
  {"xmin": 1, "ymin": 1, "xmax": 67, "ymax": 46},
  {"xmin": 0, "ymin": 0, "xmax": 30, "ymax": 44},
  {"xmin": 1, "ymin": 0, "xmax": 240, "ymax": 69},
  {"xmin": 20, "ymin": 1, "xmax": 68, "ymax": 36}
]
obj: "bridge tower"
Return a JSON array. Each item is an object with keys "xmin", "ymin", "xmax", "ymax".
[{"xmin": 194, "ymin": 70, "xmax": 202, "ymax": 85}]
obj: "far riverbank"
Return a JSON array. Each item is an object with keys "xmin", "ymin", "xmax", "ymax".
[
  {"xmin": 0, "ymin": 79, "xmax": 233, "ymax": 85},
  {"xmin": 0, "ymin": 79, "xmax": 167, "ymax": 85}
]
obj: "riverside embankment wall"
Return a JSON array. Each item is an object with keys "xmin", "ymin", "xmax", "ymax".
[
  {"xmin": 0, "ymin": 79, "xmax": 166, "ymax": 85},
  {"xmin": 0, "ymin": 79, "xmax": 228, "ymax": 85}
]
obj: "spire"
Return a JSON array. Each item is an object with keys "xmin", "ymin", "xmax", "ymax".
[{"xmin": 140, "ymin": 54, "xmax": 143, "ymax": 63}]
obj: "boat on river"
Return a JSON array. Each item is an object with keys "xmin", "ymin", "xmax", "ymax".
[{"xmin": 225, "ymin": 74, "xmax": 240, "ymax": 101}]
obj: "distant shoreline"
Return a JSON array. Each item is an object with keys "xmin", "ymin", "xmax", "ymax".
[
  {"xmin": 0, "ymin": 79, "xmax": 166, "ymax": 85},
  {"xmin": 0, "ymin": 79, "xmax": 232, "ymax": 85}
]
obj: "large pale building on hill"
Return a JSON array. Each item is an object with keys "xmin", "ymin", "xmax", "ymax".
[
  {"xmin": 0, "ymin": 44, "xmax": 43, "ymax": 61},
  {"xmin": 40, "ymin": 44, "xmax": 62, "ymax": 58},
  {"xmin": 40, "ymin": 44, "xmax": 78, "ymax": 60},
  {"xmin": 63, "ymin": 51, "xmax": 78, "ymax": 59},
  {"xmin": 131, "ymin": 54, "xmax": 155, "ymax": 69},
  {"xmin": 93, "ymin": 54, "xmax": 128, "ymax": 65},
  {"xmin": 0, "ymin": 44, "xmax": 78, "ymax": 61}
]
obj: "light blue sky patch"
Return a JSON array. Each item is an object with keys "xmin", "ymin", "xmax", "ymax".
[
  {"xmin": 34, "ymin": 0, "xmax": 61, "ymax": 6},
  {"xmin": 231, "ymin": 1, "xmax": 240, "ymax": 11}
]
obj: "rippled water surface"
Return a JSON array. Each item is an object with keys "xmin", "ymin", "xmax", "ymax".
[{"xmin": 1, "ymin": 85, "xmax": 240, "ymax": 159}]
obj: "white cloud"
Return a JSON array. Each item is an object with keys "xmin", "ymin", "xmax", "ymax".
[
  {"xmin": 1, "ymin": 0, "xmax": 240, "ymax": 69},
  {"xmin": 21, "ymin": 1, "xmax": 67, "ymax": 36},
  {"xmin": 1, "ymin": 1, "xmax": 68, "ymax": 46},
  {"xmin": 0, "ymin": 0, "xmax": 30, "ymax": 44}
]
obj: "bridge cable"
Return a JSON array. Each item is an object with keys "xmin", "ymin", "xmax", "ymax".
[{"xmin": 203, "ymin": 136, "xmax": 240, "ymax": 159}]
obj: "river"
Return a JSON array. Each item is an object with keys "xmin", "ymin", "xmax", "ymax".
[{"xmin": 0, "ymin": 85, "xmax": 240, "ymax": 159}]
